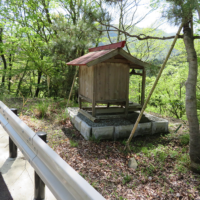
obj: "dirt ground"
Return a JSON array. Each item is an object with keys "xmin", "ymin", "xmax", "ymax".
[{"xmin": 3, "ymin": 98, "xmax": 200, "ymax": 200}]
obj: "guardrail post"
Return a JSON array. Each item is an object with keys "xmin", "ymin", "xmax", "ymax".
[
  {"xmin": 34, "ymin": 132, "xmax": 47, "ymax": 200},
  {"xmin": 9, "ymin": 108, "xmax": 18, "ymax": 159}
]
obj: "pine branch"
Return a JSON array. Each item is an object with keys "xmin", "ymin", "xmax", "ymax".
[{"xmin": 98, "ymin": 23, "xmax": 200, "ymax": 40}]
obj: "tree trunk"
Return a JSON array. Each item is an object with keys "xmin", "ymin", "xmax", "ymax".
[
  {"xmin": 8, "ymin": 53, "xmax": 12, "ymax": 91},
  {"xmin": 1, "ymin": 54, "xmax": 7, "ymax": 87},
  {"xmin": 35, "ymin": 70, "xmax": 42, "ymax": 97},
  {"xmin": 0, "ymin": 28, "xmax": 7, "ymax": 87},
  {"xmin": 183, "ymin": 22, "xmax": 200, "ymax": 172},
  {"xmin": 16, "ymin": 61, "xmax": 29, "ymax": 96}
]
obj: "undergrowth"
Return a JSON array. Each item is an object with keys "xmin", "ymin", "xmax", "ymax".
[
  {"xmin": 2, "ymin": 97, "xmax": 199, "ymax": 200},
  {"xmin": 34, "ymin": 101, "xmax": 49, "ymax": 118}
]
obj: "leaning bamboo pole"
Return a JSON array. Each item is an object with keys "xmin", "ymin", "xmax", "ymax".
[
  {"xmin": 126, "ymin": 23, "xmax": 184, "ymax": 150},
  {"xmin": 67, "ymin": 66, "xmax": 78, "ymax": 107}
]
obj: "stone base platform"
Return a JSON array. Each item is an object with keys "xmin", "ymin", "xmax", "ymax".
[{"xmin": 67, "ymin": 108, "xmax": 169, "ymax": 140}]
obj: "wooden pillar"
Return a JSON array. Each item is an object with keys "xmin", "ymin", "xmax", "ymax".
[
  {"xmin": 141, "ymin": 69, "xmax": 146, "ymax": 106},
  {"xmin": 92, "ymin": 66, "xmax": 96, "ymax": 117},
  {"xmin": 78, "ymin": 68, "xmax": 82, "ymax": 109},
  {"xmin": 138, "ymin": 82, "xmax": 141, "ymax": 104},
  {"xmin": 78, "ymin": 95, "xmax": 82, "ymax": 109},
  {"xmin": 125, "ymin": 66, "xmax": 129, "ymax": 115},
  {"xmin": 92, "ymin": 101, "xmax": 96, "ymax": 116}
]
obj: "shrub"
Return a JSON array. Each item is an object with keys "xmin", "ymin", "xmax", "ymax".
[
  {"xmin": 34, "ymin": 101, "xmax": 49, "ymax": 118},
  {"xmin": 141, "ymin": 147, "xmax": 149, "ymax": 156},
  {"xmin": 169, "ymin": 150, "xmax": 179, "ymax": 158},
  {"xmin": 179, "ymin": 134, "xmax": 189, "ymax": 145},
  {"xmin": 151, "ymin": 145, "xmax": 168, "ymax": 161}
]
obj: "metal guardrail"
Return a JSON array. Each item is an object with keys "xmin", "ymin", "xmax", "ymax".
[{"xmin": 0, "ymin": 101, "xmax": 105, "ymax": 200}]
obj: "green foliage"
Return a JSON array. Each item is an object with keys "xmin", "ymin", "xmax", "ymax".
[
  {"xmin": 91, "ymin": 181, "xmax": 98, "ymax": 188},
  {"xmin": 56, "ymin": 109, "xmax": 70, "ymax": 125},
  {"xmin": 129, "ymin": 48, "xmax": 190, "ymax": 119},
  {"xmin": 179, "ymin": 134, "xmax": 190, "ymax": 146},
  {"xmin": 174, "ymin": 153, "xmax": 190, "ymax": 173},
  {"xmin": 69, "ymin": 140, "xmax": 78, "ymax": 147},
  {"xmin": 150, "ymin": 144, "xmax": 168, "ymax": 161},
  {"xmin": 79, "ymin": 172, "xmax": 85, "ymax": 178},
  {"xmin": 122, "ymin": 174, "xmax": 132, "ymax": 185},
  {"xmin": 150, "ymin": 0, "xmax": 197, "ymax": 25},
  {"xmin": 144, "ymin": 55, "xmax": 188, "ymax": 119},
  {"xmin": 89, "ymin": 135, "xmax": 101, "ymax": 144},
  {"xmin": 0, "ymin": 0, "xmax": 105, "ymax": 99},
  {"xmin": 35, "ymin": 101, "xmax": 49, "ymax": 118},
  {"xmin": 137, "ymin": 135, "xmax": 190, "ymax": 176},
  {"xmin": 141, "ymin": 147, "xmax": 149, "ymax": 156},
  {"xmin": 170, "ymin": 150, "xmax": 179, "ymax": 158}
]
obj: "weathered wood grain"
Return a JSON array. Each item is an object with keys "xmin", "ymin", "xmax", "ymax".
[
  {"xmin": 95, "ymin": 63, "xmax": 129, "ymax": 102},
  {"xmin": 79, "ymin": 65, "xmax": 93, "ymax": 100},
  {"xmin": 92, "ymin": 65, "xmax": 96, "ymax": 117},
  {"xmin": 79, "ymin": 94, "xmax": 92, "ymax": 103}
]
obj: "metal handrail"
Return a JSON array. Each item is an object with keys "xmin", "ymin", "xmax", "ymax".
[{"xmin": 0, "ymin": 101, "xmax": 105, "ymax": 200}]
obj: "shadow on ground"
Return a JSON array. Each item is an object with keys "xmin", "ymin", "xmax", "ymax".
[{"xmin": 0, "ymin": 172, "xmax": 13, "ymax": 200}]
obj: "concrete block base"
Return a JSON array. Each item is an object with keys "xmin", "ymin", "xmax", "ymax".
[
  {"xmin": 114, "ymin": 125, "xmax": 133, "ymax": 140},
  {"xmin": 152, "ymin": 121, "xmax": 169, "ymax": 134},
  {"xmin": 135, "ymin": 122, "xmax": 152, "ymax": 137},
  {"xmin": 67, "ymin": 108, "xmax": 169, "ymax": 141},
  {"xmin": 74, "ymin": 116, "xmax": 82, "ymax": 132},
  {"xmin": 81, "ymin": 121, "xmax": 91, "ymax": 140},
  {"xmin": 92, "ymin": 126, "xmax": 114, "ymax": 140}
]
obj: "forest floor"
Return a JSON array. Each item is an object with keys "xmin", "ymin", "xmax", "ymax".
[{"xmin": 3, "ymin": 97, "xmax": 200, "ymax": 200}]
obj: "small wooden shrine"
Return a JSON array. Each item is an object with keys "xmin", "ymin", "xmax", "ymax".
[{"xmin": 67, "ymin": 41, "xmax": 151, "ymax": 121}]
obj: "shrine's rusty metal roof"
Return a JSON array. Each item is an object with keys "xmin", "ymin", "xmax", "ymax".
[
  {"xmin": 66, "ymin": 41, "xmax": 155, "ymax": 69},
  {"xmin": 89, "ymin": 41, "xmax": 126, "ymax": 52},
  {"xmin": 66, "ymin": 49, "xmax": 114, "ymax": 66}
]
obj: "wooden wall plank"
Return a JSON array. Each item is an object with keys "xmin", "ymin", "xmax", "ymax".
[
  {"xmin": 92, "ymin": 65, "xmax": 96, "ymax": 116},
  {"xmin": 79, "ymin": 65, "xmax": 93, "ymax": 99},
  {"xmin": 94, "ymin": 63, "xmax": 129, "ymax": 103}
]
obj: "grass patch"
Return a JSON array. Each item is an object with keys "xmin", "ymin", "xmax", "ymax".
[
  {"xmin": 69, "ymin": 139, "xmax": 78, "ymax": 147},
  {"xmin": 89, "ymin": 135, "xmax": 101, "ymax": 143},
  {"xmin": 34, "ymin": 101, "xmax": 49, "ymax": 118},
  {"xmin": 55, "ymin": 109, "xmax": 70, "ymax": 125},
  {"xmin": 174, "ymin": 153, "xmax": 190, "ymax": 173},
  {"xmin": 151, "ymin": 145, "xmax": 168, "ymax": 161},
  {"xmin": 122, "ymin": 174, "xmax": 132, "ymax": 185},
  {"xmin": 179, "ymin": 133, "xmax": 190, "ymax": 145}
]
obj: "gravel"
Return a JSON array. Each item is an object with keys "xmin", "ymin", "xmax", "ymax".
[{"xmin": 68, "ymin": 107, "xmax": 152, "ymax": 127}]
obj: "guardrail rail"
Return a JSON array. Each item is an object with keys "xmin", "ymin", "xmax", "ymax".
[{"xmin": 0, "ymin": 101, "xmax": 105, "ymax": 200}]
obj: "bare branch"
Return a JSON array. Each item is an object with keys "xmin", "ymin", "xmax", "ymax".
[{"xmin": 99, "ymin": 23, "xmax": 200, "ymax": 40}]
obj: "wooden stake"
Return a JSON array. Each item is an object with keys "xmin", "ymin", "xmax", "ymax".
[
  {"xmin": 126, "ymin": 23, "xmax": 184, "ymax": 150},
  {"xmin": 67, "ymin": 66, "xmax": 78, "ymax": 107}
]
